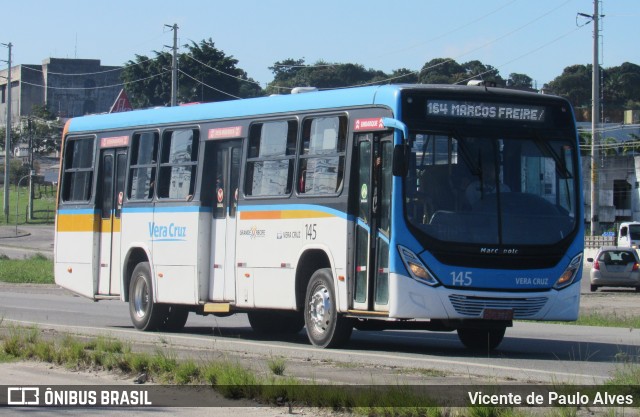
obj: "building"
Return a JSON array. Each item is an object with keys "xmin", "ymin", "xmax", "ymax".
[
  {"xmin": 580, "ymin": 122, "xmax": 640, "ymax": 230},
  {"xmin": 0, "ymin": 58, "xmax": 122, "ymax": 127}
]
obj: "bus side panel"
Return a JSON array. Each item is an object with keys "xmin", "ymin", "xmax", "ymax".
[
  {"xmin": 151, "ymin": 208, "xmax": 200, "ymax": 305},
  {"xmin": 54, "ymin": 210, "xmax": 100, "ymax": 299},
  {"xmin": 197, "ymin": 211, "xmax": 213, "ymax": 303},
  {"xmin": 236, "ymin": 206, "xmax": 348, "ymax": 311},
  {"xmin": 119, "ymin": 208, "xmax": 154, "ymax": 296}
]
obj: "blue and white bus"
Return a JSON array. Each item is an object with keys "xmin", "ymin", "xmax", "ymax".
[{"xmin": 55, "ymin": 84, "xmax": 583, "ymax": 350}]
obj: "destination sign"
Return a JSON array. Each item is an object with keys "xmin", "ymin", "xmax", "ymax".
[{"xmin": 427, "ymin": 100, "xmax": 546, "ymax": 122}]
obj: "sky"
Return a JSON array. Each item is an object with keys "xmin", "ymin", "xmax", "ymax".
[{"xmin": 2, "ymin": 0, "xmax": 638, "ymax": 90}]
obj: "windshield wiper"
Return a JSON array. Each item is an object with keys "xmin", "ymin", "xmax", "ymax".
[{"xmin": 533, "ymin": 134, "xmax": 573, "ymax": 179}]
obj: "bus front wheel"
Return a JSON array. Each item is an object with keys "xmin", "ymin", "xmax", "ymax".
[
  {"xmin": 457, "ymin": 326, "xmax": 506, "ymax": 351},
  {"xmin": 129, "ymin": 262, "xmax": 166, "ymax": 331},
  {"xmin": 304, "ymin": 268, "xmax": 353, "ymax": 348}
]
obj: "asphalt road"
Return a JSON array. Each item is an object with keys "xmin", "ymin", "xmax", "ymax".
[{"xmin": 0, "ymin": 282, "xmax": 637, "ymax": 388}]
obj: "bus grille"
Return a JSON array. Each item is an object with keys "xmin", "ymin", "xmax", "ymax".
[{"xmin": 448, "ymin": 294, "xmax": 548, "ymax": 318}]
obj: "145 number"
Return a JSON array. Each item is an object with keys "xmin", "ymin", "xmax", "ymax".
[
  {"xmin": 451, "ymin": 271, "xmax": 472, "ymax": 286},
  {"xmin": 305, "ymin": 224, "xmax": 317, "ymax": 240}
]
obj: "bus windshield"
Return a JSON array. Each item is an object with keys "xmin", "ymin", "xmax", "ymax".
[{"xmin": 404, "ymin": 130, "xmax": 578, "ymax": 246}]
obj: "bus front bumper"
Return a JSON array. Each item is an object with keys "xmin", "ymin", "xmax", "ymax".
[{"xmin": 387, "ymin": 273, "xmax": 580, "ymax": 322}]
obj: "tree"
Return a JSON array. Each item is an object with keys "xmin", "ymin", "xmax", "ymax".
[
  {"xmin": 389, "ymin": 68, "xmax": 419, "ymax": 84},
  {"xmin": 603, "ymin": 62, "xmax": 640, "ymax": 108},
  {"xmin": 462, "ymin": 60, "xmax": 505, "ymax": 86},
  {"xmin": 120, "ymin": 52, "xmax": 172, "ymax": 108},
  {"xmin": 579, "ymin": 131, "xmax": 591, "ymax": 157},
  {"xmin": 418, "ymin": 58, "xmax": 465, "ymax": 84},
  {"xmin": 417, "ymin": 58, "xmax": 506, "ymax": 85},
  {"xmin": 545, "ymin": 64, "xmax": 592, "ymax": 107},
  {"xmin": 266, "ymin": 58, "xmax": 388, "ymax": 94},
  {"xmin": 622, "ymin": 133, "xmax": 640, "ymax": 155},
  {"xmin": 507, "ymin": 73, "xmax": 534, "ymax": 89},
  {"xmin": 121, "ymin": 39, "xmax": 263, "ymax": 108}
]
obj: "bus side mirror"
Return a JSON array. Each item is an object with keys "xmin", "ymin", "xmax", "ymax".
[{"xmin": 392, "ymin": 144, "xmax": 409, "ymax": 177}]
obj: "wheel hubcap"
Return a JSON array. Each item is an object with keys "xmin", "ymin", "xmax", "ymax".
[
  {"xmin": 309, "ymin": 285, "xmax": 331, "ymax": 334},
  {"xmin": 133, "ymin": 276, "xmax": 149, "ymax": 319}
]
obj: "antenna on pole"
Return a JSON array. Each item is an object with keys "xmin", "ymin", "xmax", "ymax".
[{"xmin": 164, "ymin": 24, "xmax": 179, "ymax": 107}]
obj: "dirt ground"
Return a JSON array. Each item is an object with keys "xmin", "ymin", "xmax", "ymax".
[{"xmin": 580, "ymin": 291, "xmax": 640, "ymax": 319}]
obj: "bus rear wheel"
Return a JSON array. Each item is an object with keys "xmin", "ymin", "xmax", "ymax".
[
  {"xmin": 304, "ymin": 268, "xmax": 352, "ymax": 348},
  {"xmin": 159, "ymin": 305, "xmax": 189, "ymax": 332},
  {"xmin": 457, "ymin": 326, "xmax": 506, "ymax": 351},
  {"xmin": 129, "ymin": 262, "xmax": 166, "ymax": 331}
]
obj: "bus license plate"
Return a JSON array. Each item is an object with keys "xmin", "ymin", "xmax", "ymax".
[{"xmin": 482, "ymin": 309, "xmax": 513, "ymax": 320}]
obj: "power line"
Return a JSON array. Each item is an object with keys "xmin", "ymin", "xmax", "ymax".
[
  {"xmin": 19, "ymin": 71, "xmax": 169, "ymax": 90},
  {"xmin": 185, "ymin": 54, "xmax": 262, "ymax": 87},
  {"xmin": 177, "ymin": 69, "xmax": 241, "ymax": 100}
]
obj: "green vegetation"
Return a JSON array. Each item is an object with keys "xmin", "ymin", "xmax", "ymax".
[
  {"xmin": 0, "ymin": 183, "xmax": 56, "ymax": 226},
  {"xmin": 267, "ymin": 356, "xmax": 286, "ymax": 376},
  {"xmin": 0, "ymin": 254, "xmax": 53, "ymax": 284},
  {"xmin": 1, "ymin": 325, "xmax": 638, "ymax": 416},
  {"xmin": 0, "ymin": 326, "xmax": 450, "ymax": 415},
  {"xmin": 574, "ymin": 312, "xmax": 640, "ymax": 329}
]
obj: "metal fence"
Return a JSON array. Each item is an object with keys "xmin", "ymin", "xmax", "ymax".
[{"xmin": 584, "ymin": 235, "xmax": 615, "ymax": 249}]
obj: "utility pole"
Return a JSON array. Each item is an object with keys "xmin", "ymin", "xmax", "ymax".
[
  {"xmin": 2, "ymin": 42, "xmax": 12, "ymax": 223},
  {"xmin": 591, "ymin": 0, "xmax": 601, "ymax": 237},
  {"xmin": 580, "ymin": 1, "xmax": 602, "ymax": 236},
  {"xmin": 28, "ymin": 118, "xmax": 34, "ymax": 221},
  {"xmin": 165, "ymin": 24, "xmax": 179, "ymax": 106}
]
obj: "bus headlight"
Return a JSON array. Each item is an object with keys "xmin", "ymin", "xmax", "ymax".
[
  {"xmin": 398, "ymin": 246, "xmax": 440, "ymax": 286},
  {"xmin": 553, "ymin": 253, "xmax": 583, "ymax": 290}
]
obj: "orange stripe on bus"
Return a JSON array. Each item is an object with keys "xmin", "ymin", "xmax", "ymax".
[{"xmin": 240, "ymin": 210, "xmax": 335, "ymax": 220}]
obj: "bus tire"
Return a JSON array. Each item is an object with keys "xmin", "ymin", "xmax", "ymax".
[
  {"xmin": 248, "ymin": 311, "xmax": 304, "ymax": 335},
  {"xmin": 160, "ymin": 305, "xmax": 189, "ymax": 332},
  {"xmin": 129, "ymin": 262, "xmax": 166, "ymax": 331},
  {"xmin": 304, "ymin": 268, "xmax": 353, "ymax": 348},
  {"xmin": 457, "ymin": 326, "xmax": 506, "ymax": 351}
]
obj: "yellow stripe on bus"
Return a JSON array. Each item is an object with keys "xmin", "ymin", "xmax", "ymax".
[
  {"xmin": 240, "ymin": 210, "xmax": 335, "ymax": 220},
  {"xmin": 101, "ymin": 217, "xmax": 121, "ymax": 233},
  {"xmin": 57, "ymin": 214, "xmax": 121, "ymax": 233},
  {"xmin": 57, "ymin": 213, "xmax": 100, "ymax": 232}
]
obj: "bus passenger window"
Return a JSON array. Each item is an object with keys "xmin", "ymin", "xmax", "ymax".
[
  {"xmin": 61, "ymin": 137, "xmax": 96, "ymax": 202},
  {"xmin": 297, "ymin": 116, "xmax": 347, "ymax": 195},
  {"xmin": 128, "ymin": 132, "xmax": 158, "ymax": 201},
  {"xmin": 157, "ymin": 129, "xmax": 199, "ymax": 200},
  {"xmin": 244, "ymin": 120, "xmax": 297, "ymax": 197}
]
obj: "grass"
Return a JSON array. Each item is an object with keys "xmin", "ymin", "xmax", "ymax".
[
  {"xmin": 0, "ymin": 254, "xmax": 54, "ymax": 284},
  {"xmin": 573, "ymin": 312, "xmax": 640, "ymax": 329},
  {"xmin": 0, "ymin": 325, "xmax": 453, "ymax": 415},
  {"xmin": 1, "ymin": 324, "xmax": 639, "ymax": 416},
  {"xmin": 267, "ymin": 356, "xmax": 286, "ymax": 376},
  {"xmin": 0, "ymin": 184, "xmax": 56, "ymax": 226}
]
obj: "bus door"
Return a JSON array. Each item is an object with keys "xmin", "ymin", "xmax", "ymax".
[
  {"xmin": 97, "ymin": 147, "xmax": 127, "ymax": 295},
  {"xmin": 353, "ymin": 133, "xmax": 393, "ymax": 311},
  {"xmin": 209, "ymin": 140, "xmax": 242, "ymax": 301}
]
